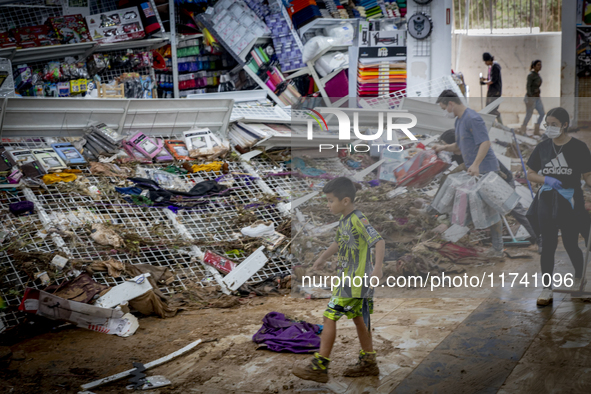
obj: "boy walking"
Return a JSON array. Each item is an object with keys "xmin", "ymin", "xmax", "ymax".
[{"xmin": 292, "ymin": 177, "xmax": 386, "ymax": 383}]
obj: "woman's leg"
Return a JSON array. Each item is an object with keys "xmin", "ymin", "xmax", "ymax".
[
  {"xmin": 535, "ymin": 98, "xmax": 545, "ymax": 124},
  {"xmin": 522, "ymin": 100, "xmax": 535, "ymax": 127},
  {"xmin": 538, "ymin": 193, "xmax": 560, "ymax": 281},
  {"xmin": 559, "ymin": 222, "xmax": 584, "ymax": 278}
]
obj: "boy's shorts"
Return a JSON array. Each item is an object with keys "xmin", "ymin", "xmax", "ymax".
[{"xmin": 323, "ymin": 296, "xmax": 374, "ymax": 321}]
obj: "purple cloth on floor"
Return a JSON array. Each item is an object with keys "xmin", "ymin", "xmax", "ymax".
[
  {"xmin": 252, "ymin": 312, "xmax": 321, "ymax": 353},
  {"xmin": 9, "ymin": 201, "xmax": 34, "ymax": 216}
]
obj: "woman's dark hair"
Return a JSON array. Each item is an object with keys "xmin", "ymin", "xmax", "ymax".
[
  {"xmin": 439, "ymin": 129, "xmax": 456, "ymax": 145},
  {"xmin": 530, "ymin": 59, "xmax": 542, "ymax": 70},
  {"xmin": 483, "ymin": 52, "xmax": 494, "ymax": 61},
  {"xmin": 546, "ymin": 107, "xmax": 570, "ymax": 128}
]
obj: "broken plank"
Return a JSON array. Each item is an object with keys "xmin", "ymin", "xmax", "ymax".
[{"xmin": 80, "ymin": 339, "xmax": 203, "ymax": 390}]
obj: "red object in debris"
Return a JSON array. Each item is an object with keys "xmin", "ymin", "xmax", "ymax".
[
  {"xmin": 203, "ymin": 250, "xmax": 237, "ymax": 275},
  {"xmin": 416, "ymin": 143, "xmax": 426, "ymax": 150},
  {"xmin": 393, "ymin": 150, "xmax": 450, "ymax": 189},
  {"xmin": 437, "ymin": 242, "xmax": 479, "ymax": 261},
  {"xmin": 338, "ymin": 148, "xmax": 348, "ymax": 158}
]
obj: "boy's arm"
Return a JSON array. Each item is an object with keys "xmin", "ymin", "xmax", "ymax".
[
  {"xmin": 312, "ymin": 242, "xmax": 338, "ymax": 271},
  {"xmin": 371, "ymin": 239, "xmax": 386, "ymax": 279}
]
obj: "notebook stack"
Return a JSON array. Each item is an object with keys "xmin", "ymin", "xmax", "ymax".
[
  {"xmin": 265, "ymin": 12, "xmax": 304, "ymax": 71},
  {"xmin": 357, "ymin": 60, "xmax": 406, "ymax": 97}
]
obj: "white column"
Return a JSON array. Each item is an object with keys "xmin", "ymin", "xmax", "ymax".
[{"xmin": 561, "ymin": 0, "xmax": 577, "ymax": 118}]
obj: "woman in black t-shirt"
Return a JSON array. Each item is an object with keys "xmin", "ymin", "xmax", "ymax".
[{"xmin": 526, "ymin": 107, "xmax": 591, "ymax": 306}]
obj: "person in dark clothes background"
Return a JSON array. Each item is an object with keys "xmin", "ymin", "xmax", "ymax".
[
  {"xmin": 481, "ymin": 52, "xmax": 503, "ymax": 124},
  {"xmin": 520, "ymin": 60, "xmax": 545, "ymax": 136},
  {"xmin": 438, "ymin": 129, "xmax": 538, "ymax": 248}
]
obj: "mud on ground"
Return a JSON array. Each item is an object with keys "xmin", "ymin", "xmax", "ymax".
[{"xmin": 0, "ymin": 296, "xmax": 399, "ymax": 394}]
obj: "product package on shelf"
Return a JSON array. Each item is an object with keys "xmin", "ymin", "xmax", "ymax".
[
  {"xmin": 86, "ymin": 7, "xmax": 146, "ymax": 43},
  {"xmin": 266, "ymin": 11, "xmax": 304, "ymax": 71},
  {"xmin": 211, "ymin": 0, "xmax": 270, "ymax": 56},
  {"xmin": 0, "ymin": 32, "xmax": 16, "ymax": 48},
  {"xmin": 117, "ymin": 0, "xmax": 162, "ymax": 36},
  {"xmin": 12, "ymin": 25, "xmax": 60, "ymax": 48},
  {"xmin": 46, "ymin": 15, "xmax": 93, "ymax": 45}
]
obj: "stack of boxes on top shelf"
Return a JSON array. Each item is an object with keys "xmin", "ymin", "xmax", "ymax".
[
  {"xmin": 352, "ymin": 0, "xmax": 402, "ymax": 19},
  {"xmin": 265, "ymin": 12, "xmax": 304, "ymax": 71},
  {"xmin": 287, "ymin": 0, "xmax": 322, "ymax": 30},
  {"xmin": 244, "ymin": 0, "xmax": 271, "ymax": 20}
]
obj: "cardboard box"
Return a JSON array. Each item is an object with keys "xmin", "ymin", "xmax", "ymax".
[
  {"xmin": 12, "ymin": 25, "xmax": 60, "ymax": 48},
  {"xmin": 0, "ymin": 32, "xmax": 16, "ymax": 48},
  {"xmin": 46, "ymin": 14, "xmax": 92, "ymax": 44},
  {"xmin": 86, "ymin": 7, "xmax": 145, "ymax": 43}
]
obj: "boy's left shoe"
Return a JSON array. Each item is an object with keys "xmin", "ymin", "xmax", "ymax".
[
  {"xmin": 343, "ymin": 350, "xmax": 379, "ymax": 377},
  {"xmin": 292, "ymin": 353, "xmax": 330, "ymax": 383}
]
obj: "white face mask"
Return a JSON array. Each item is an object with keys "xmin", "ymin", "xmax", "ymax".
[{"xmin": 545, "ymin": 126, "xmax": 562, "ymax": 138}]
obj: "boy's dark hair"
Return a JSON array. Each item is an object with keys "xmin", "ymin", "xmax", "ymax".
[
  {"xmin": 323, "ymin": 177, "xmax": 356, "ymax": 202},
  {"xmin": 483, "ymin": 52, "xmax": 494, "ymax": 61},
  {"xmin": 546, "ymin": 107, "xmax": 570, "ymax": 128},
  {"xmin": 436, "ymin": 90, "xmax": 462, "ymax": 106}
]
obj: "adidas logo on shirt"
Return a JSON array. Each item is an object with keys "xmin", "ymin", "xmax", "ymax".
[{"xmin": 542, "ymin": 152, "xmax": 573, "ymax": 175}]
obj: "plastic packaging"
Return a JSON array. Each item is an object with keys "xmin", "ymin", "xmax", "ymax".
[
  {"xmin": 467, "ymin": 178, "xmax": 501, "ymax": 229},
  {"xmin": 478, "ymin": 171, "xmax": 520, "ymax": 215},
  {"xmin": 302, "ymin": 36, "xmax": 336, "ymax": 63},
  {"xmin": 315, "ymin": 52, "xmax": 348, "ymax": 78},
  {"xmin": 451, "ymin": 180, "xmax": 472, "ymax": 227},
  {"xmin": 135, "ymin": 167, "xmax": 191, "ymax": 191},
  {"xmin": 323, "ymin": 23, "xmax": 354, "ymax": 45},
  {"xmin": 431, "ymin": 172, "xmax": 473, "ymax": 214}
]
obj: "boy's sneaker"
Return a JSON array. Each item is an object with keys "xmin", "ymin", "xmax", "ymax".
[
  {"xmin": 292, "ymin": 352, "xmax": 330, "ymax": 383},
  {"xmin": 537, "ymin": 288, "xmax": 553, "ymax": 306},
  {"xmin": 343, "ymin": 350, "xmax": 379, "ymax": 377}
]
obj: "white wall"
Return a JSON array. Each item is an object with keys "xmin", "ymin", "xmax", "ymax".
[
  {"xmin": 561, "ymin": 0, "xmax": 577, "ymax": 119},
  {"xmin": 451, "ymin": 32, "xmax": 562, "ymax": 122},
  {"xmin": 406, "ymin": 0, "xmax": 453, "ymax": 93}
]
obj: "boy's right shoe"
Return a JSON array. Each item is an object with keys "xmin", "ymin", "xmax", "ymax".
[
  {"xmin": 292, "ymin": 352, "xmax": 330, "ymax": 383},
  {"xmin": 343, "ymin": 350, "xmax": 380, "ymax": 377}
]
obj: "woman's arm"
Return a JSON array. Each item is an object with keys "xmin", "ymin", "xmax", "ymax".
[
  {"xmin": 583, "ymin": 171, "xmax": 591, "ymax": 188},
  {"xmin": 526, "ymin": 73, "xmax": 534, "ymax": 97},
  {"xmin": 527, "ymin": 168, "xmax": 545, "ymax": 184}
]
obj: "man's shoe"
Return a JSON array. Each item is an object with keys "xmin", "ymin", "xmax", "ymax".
[
  {"xmin": 537, "ymin": 288, "xmax": 553, "ymax": 306},
  {"xmin": 343, "ymin": 350, "xmax": 379, "ymax": 377},
  {"xmin": 483, "ymin": 248, "xmax": 504, "ymax": 259},
  {"xmin": 292, "ymin": 352, "xmax": 330, "ymax": 383}
]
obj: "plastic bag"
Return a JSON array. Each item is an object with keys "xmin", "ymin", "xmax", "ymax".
[
  {"xmin": 315, "ymin": 52, "xmax": 348, "ymax": 78},
  {"xmin": 431, "ymin": 172, "xmax": 472, "ymax": 214},
  {"xmin": 135, "ymin": 167, "xmax": 191, "ymax": 192},
  {"xmin": 323, "ymin": 23, "xmax": 354, "ymax": 46},
  {"xmin": 468, "ymin": 178, "xmax": 501, "ymax": 229},
  {"xmin": 302, "ymin": 36, "xmax": 337, "ymax": 63},
  {"xmin": 451, "ymin": 179, "xmax": 473, "ymax": 226},
  {"xmin": 478, "ymin": 171, "xmax": 520, "ymax": 215}
]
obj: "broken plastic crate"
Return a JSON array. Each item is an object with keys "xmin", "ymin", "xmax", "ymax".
[{"xmin": 393, "ymin": 150, "xmax": 450, "ymax": 189}]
